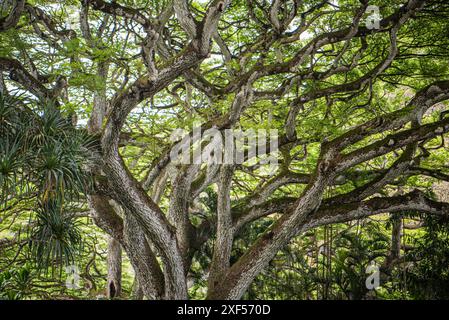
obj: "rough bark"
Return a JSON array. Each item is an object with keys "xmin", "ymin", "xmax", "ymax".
[
  {"xmin": 106, "ymin": 237, "xmax": 122, "ymax": 299},
  {"xmin": 123, "ymin": 213, "xmax": 165, "ymax": 299},
  {"xmin": 207, "ymin": 165, "xmax": 235, "ymax": 295},
  {"xmin": 4, "ymin": 0, "xmax": 449, "ymax": 301},
  {"xmin": 0, "ymin": 0, "xmax": 25, "ymax": 32},
  {"xmin": 88, "ymin": 195, "xmax": 165, "ymax": 299}
]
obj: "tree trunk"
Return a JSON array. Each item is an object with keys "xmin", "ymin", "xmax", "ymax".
[
  {"xmin": 208, "ymin": 165, "xmax": 234, "ymax": 295},
  {"xmin": 106, "ymin": 237, "xmax": 122, "ymax": 299},
  {"xmin": 123, "ymin": 213, "xmax": 165, "ymax": 299},
  {"xmin": 385, "ymin": 214, "xmax": 403, "ymax": 269},
  {"xmin": 131, "ymin": 277, "xmax": 144, "ymax": 300}
]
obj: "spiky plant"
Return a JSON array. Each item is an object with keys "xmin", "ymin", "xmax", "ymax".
[
  {"xmin": 0, "ymin": 93, "xmax": 97, "ymax": 271},
  {"xmin": 30, "ymin": 198, "xmax": 83, "ymax": 271}
]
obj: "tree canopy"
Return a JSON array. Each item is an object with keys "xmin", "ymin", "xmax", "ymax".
[{"xmin": 1, "ymin": 0, "xmax": 449, "ymax": 300}]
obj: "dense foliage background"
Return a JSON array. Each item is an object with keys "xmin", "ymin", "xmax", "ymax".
[{"xmin": 1, "ymin": 0, "xmax": 449, "ymax": 300}]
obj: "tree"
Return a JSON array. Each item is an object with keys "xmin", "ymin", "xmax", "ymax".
[{"xmin": 1, "ymin": 0, "xmax": 449, "ymax": 300}]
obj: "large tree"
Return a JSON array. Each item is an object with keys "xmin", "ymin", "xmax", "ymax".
[{"xmin": 1, "ymin": 0, "xmax": 449, "ymax": 299}]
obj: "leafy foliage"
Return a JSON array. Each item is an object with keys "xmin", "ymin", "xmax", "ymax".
[
  {"xmin": 0, "ymin": 93, "xmax": 96, "ymax": 272},
  {"xmin": 2, "ymin": 0, "xmax": 449, "ymax": 300}
]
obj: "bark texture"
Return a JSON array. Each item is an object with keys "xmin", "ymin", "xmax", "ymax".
[
  {"xmin": 2, "ymin": 0, "xmax": 449, "ymax": 300},
  {"xmin": 106, "ymin": 237, "xmax": 122, "ymax": 299}
]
